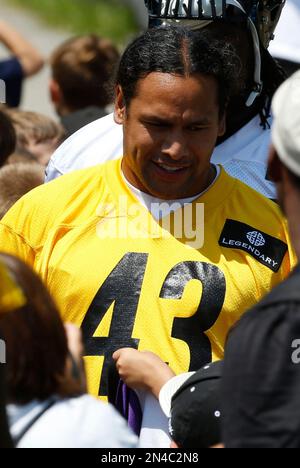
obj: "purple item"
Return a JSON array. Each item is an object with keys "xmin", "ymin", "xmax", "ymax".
[{"xmin": 115, "ymin": 379, "xmax": 143, "ymax": 436}]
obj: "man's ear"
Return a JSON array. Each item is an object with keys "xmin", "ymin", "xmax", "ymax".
[
  {"xmin": 114, "ymin": 85, "xmax": 126, "ymax": 125},
  {"xmin": 49, "ymin": 78, "xmax": 62, "ymax": 105},
  {"xmin": 267, "ymin": 145, "xmax": 283, "ymax": 183},
  {"xmin": 218, "ymin": 112, "xmax": 226, "ymax": 137}
]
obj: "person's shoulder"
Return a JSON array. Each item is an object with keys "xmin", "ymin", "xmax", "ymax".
[
  {"xmin": 36, "ymin": 160, "xmax": 121, "ymax": 208},
  {"xmin": 51, "ymin": 113, "xmax": 116, "ymax": 159},
  {"xmin": 46, "ymin": 113, "xmax": 123, "ymax": 181},
  {"xmin": 64, "ymin": 112, "xmax": 118, "ymax": 141},
  {"xmin": 46, "ymin": 161, "xmax": 108, "ymax": 188},
  {"xmin": 231, "ymin": 173, "xmax": 282, "ymax": 218},
  {"xmin": 0, "ymin": 161, "xmax": 119, "ymax": 242},
  {"xmin": 64, "ymin": 395, "xmax": 138, "ymax": 448},
  {"xmin": 209, "ymin": 167, "xmax": 283, "ymax": 230},
  {"xmin": 236, "ymin": 176, "xmax": 277, "ymax": 200},
  {"xmin": 220, "ymin": 170, "xmax": 294, "ymax": 267},
  {"xmin": 28, "ymin": 163, "xmax": 108, "ymax": 205},
  {"xmin": 66, "ymin": 394, "xmax": 117, "ymax": 417},
  {"xmin": 213, "ymin": 114, "xmax": 271, "ymax": 163},
  {"xmin": 17, "ymin": 395, "xmax": 138, "ymax": 448}
]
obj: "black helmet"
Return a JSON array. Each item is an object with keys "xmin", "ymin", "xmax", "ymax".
[
  {"xmin": 145, "ymin": 1, "xmax": 285, "ymax": 48},
  {"xmin": 144, "ymin": 1, "xmax": 286, "ymax": 106}
]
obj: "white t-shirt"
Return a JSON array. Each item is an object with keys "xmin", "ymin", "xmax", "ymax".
[
  {"xmin": 123, "ymin": 165, "xmax": 220, "ymax": 220},
  {"xmin": 269, "ymin": 0, "xmax": 300, "ymax": 64},
  {"xmin": 135, "ymin": 390, "xmax": 170, "ymax": 448},
  {"xmin": 7, "ymin": 394, "xmax": 138, "ymax": 448},
  {"xmin": 46, "ymin": 112, "xmax": 276, "ymax": 199}
]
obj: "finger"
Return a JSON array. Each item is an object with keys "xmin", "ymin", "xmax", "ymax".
[
  {"xmin": 112, "ymin": 347, "xmax": 130, "ymax": 361},
  {"xmin": 112, "ymin": 349, "xmax": 121, "ymax": 361}
]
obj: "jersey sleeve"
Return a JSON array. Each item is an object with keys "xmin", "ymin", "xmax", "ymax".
[
  {"xmin": 0, "ymin": 188, "xmax": 42, "ymax": 268},
  {"xmin": 44, "ymin": 113, "xmax": 123, "ymax": 183},
  {"xmin": 0, "ymin": 222, "xmax": 36, "ymax": 268}
]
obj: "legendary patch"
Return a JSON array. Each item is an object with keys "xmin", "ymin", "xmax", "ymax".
[{"xmin": 219, "ymin": 219, "xmax": 288, "ymax": 272}]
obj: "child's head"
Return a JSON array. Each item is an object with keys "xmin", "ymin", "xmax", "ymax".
[
  {"xmin": 4, "ymin": 109, "xmax": 65, "ymax": 166},
  {"xmin": 50, "ymin": 34, "xmax": 120, "ymax": 115},
  {"xmin": 0, "ymin": 162, "xmax": 44, "ymax": 219},
  {"xmin": 0, "ymin": 253, "xmax": 85, "ymax": 404},
  {"xmin": 0, "ymin": 109, "xmax": 16, "ymax": 167}
]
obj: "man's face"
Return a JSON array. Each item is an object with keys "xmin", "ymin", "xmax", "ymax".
[{"xmin": 115, "ymin": 72, "xmax": 225, "ymax": 199}]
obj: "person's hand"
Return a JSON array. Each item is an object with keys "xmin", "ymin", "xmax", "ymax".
[{"xmin": 112, "ymin": 348, "xmax": 175, "ymax": 398}]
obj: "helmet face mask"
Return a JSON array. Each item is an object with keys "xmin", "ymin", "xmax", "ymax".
[
  {"xmin": 145, "ymin": 0, "xmax": 227, "ymax": 20},
  {"xmin": 144, "ymin": 0, "xmax": 286, "ymax": 107},
  {"xmin": 144, "ymin": 1, "xmax": 285, "ymax": 48}
]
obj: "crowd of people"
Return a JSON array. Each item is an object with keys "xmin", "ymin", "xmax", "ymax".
[{"xmin": 1, "ymin": 0, "xmax": 300, "ymax": 448}]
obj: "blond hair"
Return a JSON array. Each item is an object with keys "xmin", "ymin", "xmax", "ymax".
[
  {"xmin": 0, "ymin": 163, "xmax": 44, "ymax": 219},
  {"xmin": 4, "ymin": 109, "xmax": 65, "ymax": 148}
]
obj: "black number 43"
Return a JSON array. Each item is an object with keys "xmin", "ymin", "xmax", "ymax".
[{"xmin": 81, "ymin": 252, "xmax": 226, "ymax": 396}]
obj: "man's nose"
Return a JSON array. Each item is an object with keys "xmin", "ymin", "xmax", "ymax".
[{"xmin": 161, "ymin": 130, "xmax": 189, "ymax": 160}]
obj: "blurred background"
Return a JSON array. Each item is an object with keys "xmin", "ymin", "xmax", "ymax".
[
  {"xmin": 0, "ymin": 0, "xmax": 147, "ymax": 118},
  {"xmin": 0, "ymin": 0, "xmax": 296, "ymax": 121}
]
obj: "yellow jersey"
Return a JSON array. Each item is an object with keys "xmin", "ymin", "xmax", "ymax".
[{"xmin": 0, "ymin": 159, "xmax": 296, "ymax": 397}]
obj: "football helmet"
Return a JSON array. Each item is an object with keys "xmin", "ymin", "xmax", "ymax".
[
  {"xmin": 145, "ymin": 1, "xmax": 285, "ymax": 48},
  {"xmin": 144, "ymin": 1, "xmax": 286, "ymax": 106}
]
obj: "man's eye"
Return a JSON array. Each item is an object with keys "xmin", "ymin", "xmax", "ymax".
[
  {"xmin": 188, "ymin": 126, "xmax": 205, "ymax": 132},
  {"xmin": 143, "ymin": 121, "xmax": 168, "ymax": 128}
]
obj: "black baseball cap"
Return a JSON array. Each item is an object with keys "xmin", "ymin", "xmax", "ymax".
[{"xmin": 159, "ymin": 361, "xmax": 223, "ymax": 448}]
